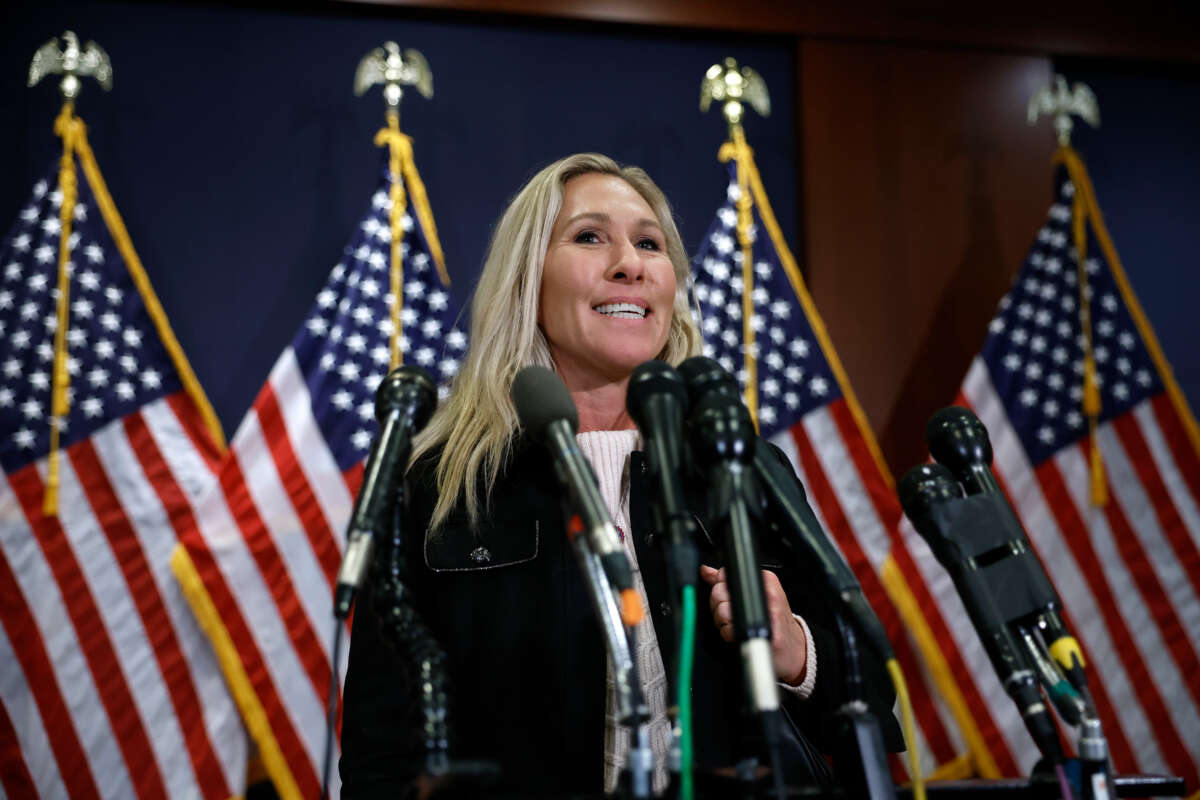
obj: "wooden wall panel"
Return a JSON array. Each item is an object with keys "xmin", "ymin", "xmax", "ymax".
[{"xmin": 798, "ymin": 41, "xmax": 1055, "ymax": 474}]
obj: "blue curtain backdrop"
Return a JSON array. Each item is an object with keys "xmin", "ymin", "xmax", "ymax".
[{"xmin": 2, "ymin": 0, "xmax": 798, "ymax": 434}]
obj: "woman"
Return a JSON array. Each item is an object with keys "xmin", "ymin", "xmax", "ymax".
[{"xmin": 340, "ymin": 154, "xmax": 901, "ymax": 797}]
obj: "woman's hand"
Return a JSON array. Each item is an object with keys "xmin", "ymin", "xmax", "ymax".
[{"xmin": 699, "ymin": 564, "xmax": 808, "ymax": 686}]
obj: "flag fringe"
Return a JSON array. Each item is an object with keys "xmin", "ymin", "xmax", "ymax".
[
  {"xmin": 171, "ymin": 544, "xmax": 302, "ymax": 800},
  {"xmin": 717, "ymin": 138, "xmax": 995, "ymax": 778},
  {"xmin": 1053, "ymin": 146, "xmax": 1200, "ymax": 482}
]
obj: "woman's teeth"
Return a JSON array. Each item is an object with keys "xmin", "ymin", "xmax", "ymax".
[{"xmin": 593, "ymin": 302, "xmax": 647, "ymax": 319}]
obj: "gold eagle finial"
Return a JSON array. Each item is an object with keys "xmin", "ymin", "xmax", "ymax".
[
  {"xmin": 354, "ymin": 42, "xmax": 433, "ymax": 117},
  {"xmin": 1028, "ymin": 75, "xmax": 1100, "ymax": 146},
  {"xmin": 29, "ymin": 31, "xmax": 113, "ymax": 102},
  {"xmin": 700, "ymin": 57, "xmax": 770, "ymax": 134}
]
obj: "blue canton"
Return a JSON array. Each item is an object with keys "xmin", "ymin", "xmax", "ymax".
[
  {"xmin": 980, "ymin": 169, "xmax": 1162, "ymax": 466},
  {"xmin": 292, "ymin": 156, "xmax": 465, "ymax": 471},
  {"xmin": 690, "ymin": 160, "xmax": 839, "ymax": 439},
  {"xmin": 1, "ymin": 166, "xmax": 181, "ymax": 474}
]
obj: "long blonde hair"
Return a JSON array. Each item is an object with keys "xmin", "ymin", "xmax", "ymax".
[{"xmin": 411, "ymin": 153, "xmax": 702, "ymax": 530}]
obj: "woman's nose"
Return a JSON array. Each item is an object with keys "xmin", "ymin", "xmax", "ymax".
[{"xmin": 607, "ymin": 239, "xmax": 645, "ymax": 283}]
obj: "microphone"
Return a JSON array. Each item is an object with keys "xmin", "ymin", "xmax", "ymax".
[
  {"xmin": 626, "ymin": 360, "xmax": 698, "ymax": 592},
  {"xmin": 677, "ymin": 357, "xmax": 895, "ymax": 661},
  {"xmin": 899, "ymin": 463, "xmax": 1064, "ymax": 761},
  {"xmin": 926, "ymin": 407, "xmax": 1088, "ymax": 691},
  {"xmin": 334, "ymin": 365, "xmax": 437, "ymax": 620},
  {"xmin": 678, "ymin": 357, "xmax": 777, "ymax": 711},
  {"xmin": 511, "ymin": 366, "xmax": 640, "ymax": 624}
]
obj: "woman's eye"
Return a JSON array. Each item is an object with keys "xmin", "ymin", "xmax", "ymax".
[
  {"xmin": 574, "ymin": 230, "xmax": 601, "ymax": 244},
  {"xmin": 636, "ymin": 237, "xmax": 662, "ymax": 251}
]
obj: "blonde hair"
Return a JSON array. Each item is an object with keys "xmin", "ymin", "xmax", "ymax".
[{"xmin": 411, "ymin": 153, "xmax": 702, "ymax": 530}]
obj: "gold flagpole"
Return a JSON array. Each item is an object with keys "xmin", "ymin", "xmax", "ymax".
[{"xmin": 354, "ymin": 43, "xmax": 448, "ymax": 370}]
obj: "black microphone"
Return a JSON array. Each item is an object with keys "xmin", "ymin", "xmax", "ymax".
[
  {"xmin": 678, "ymin": 357, "xmax": 777, "ymax": 708},
  {"xmin": 898, "ymin": 463, "xmax": 1064, "ymax": 761},
  {"xmin": 511, "ymin": 366, "xmax": 640, "ymax": 620},
  {"xmin": 626, "ymin": 360, "xmax": 698, "ymax": 592},
  {"xmin": 926, "ymin": 407, "xmax": 1088, "ymax": 691},
  {"xmin": 678, "ymin": 357, "xmax": 895, "ymax": 661},
  {"xmin": 334, "ymin": 366, "xmax": 436, "ymax": 620}
]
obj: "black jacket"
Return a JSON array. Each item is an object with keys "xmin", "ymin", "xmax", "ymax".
[{"xmin": 340, "ymin": 438, "xmax": 902, "ymax": 797}]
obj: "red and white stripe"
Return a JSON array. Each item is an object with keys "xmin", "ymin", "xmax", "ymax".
[
  {"xmin": 177, "ymin": 349, "xmax": 354, "ymax": 800},
  {"xmin": 895, "ymin": 357, "xmax": 1200, "ymax": 785},
  {"xmin": 0, "ymin": 394, "xmax": 246, "ymax": 800},
  {"xmin": 771, "ymin": 398, "xmax": 971, "ymax": 778}
]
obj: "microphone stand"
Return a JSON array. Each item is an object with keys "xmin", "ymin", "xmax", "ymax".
[
  {"xmin": 564, "ymin": 506, "xmax": 654, "ymax": 798},
  {"xmin": 831, "ymin": 614, "xmax": 897, "ymax": 800}
]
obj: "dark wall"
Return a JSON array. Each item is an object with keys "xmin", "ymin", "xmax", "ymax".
[{"xmin": 2, "ymin": 0, "xmax": 798, "ymax": 435}]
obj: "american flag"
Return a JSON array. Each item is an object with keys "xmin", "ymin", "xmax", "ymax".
[
  {"xmin": 174, "ymin": 153, "xmax": 465, "ymax": 799},
  {"xmin": 0, "ymin": 157, "xmax": 246, "ymax": 796},
  {"xmin": 691, "ymin": 154, "xmax": 992, "ymax": 779},
  {"xmin": 900, "ymin": 156, "xmax": 1200, "ymax": 784}
]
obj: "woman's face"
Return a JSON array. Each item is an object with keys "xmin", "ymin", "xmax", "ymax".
[{"xmin": 538, "ymin": 173, "xmax": 677, "ymax": 389}]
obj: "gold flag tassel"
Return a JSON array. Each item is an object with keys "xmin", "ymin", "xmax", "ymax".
[
  {"xmin": 719, "ymin": 127, "xmax": 759, "ymax": 427},
  {"xmin": 43, "ymin": 103, "xmax": 85, "ymax": 516},
  {"xmin": 1055, "ymin": 145, "xmax": 1108, "ymax": 506},
  {"xmin": 374, "ymin": 112, "xmax": 449, "ymax": 369}
]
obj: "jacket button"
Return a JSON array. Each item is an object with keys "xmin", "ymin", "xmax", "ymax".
[
  {"xmin": 659, "ymin": 601, "xmax": 672, "ymax": 617},
  {"xmin": 469, "ymin": 546, "xmax": 492, "ymax": 563}
]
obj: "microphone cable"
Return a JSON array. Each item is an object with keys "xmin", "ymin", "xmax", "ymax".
[{"xmin": 677, "ymin": 584, "xmax": 697, "ymax": 800}]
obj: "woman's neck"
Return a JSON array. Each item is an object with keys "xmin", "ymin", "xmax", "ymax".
[{"xmin": 568, "ymin": 378, "xmax": 637, "ymax": 433}]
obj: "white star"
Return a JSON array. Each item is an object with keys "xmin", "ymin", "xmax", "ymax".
[
  {"xmin": 371, "ymin": 345, "xmax": 390, "ymax": 366},
  {"xmin": 711, "ymin": 233, "xmax": 735, "ymax": 256},
  {"xmin": 85, "ymin": 244, "xmax": 104, "ymax": 264},
  {"xmin": 43, "ymin": 314, "xmax": 57, "ymax": 333},
  {"xmin": 1017, "ymin": 303, "xmax": 1034, "ymax": 320},
  {"xmin": 120, "ymin": 355, "xmax": 137, "ymax": 373},
  {"xmin": 400, "ymin": 308, "xmax": 418, "ymax": 327},
  {"xmin": 404, "ymin": 280, "xmax": 426, "ymax": 300},
  {"xmin": 41, "ymin": 217, "xmax": 61, "ymax": 236},
  {"xmin": 1019, "ymin": 388, "xmax": 1038, "ymax": 407},
  {"xmin": 329, "ymin": 325, "xmax": 343, "ymax": 342},
  {"xmin": 352, "ymin": 306, "xmax": 373, "ymax": 326},
  {"xmin": 447, "ymin": 329, "xmax": 467, "ymax": 351},
  {"xmin": 27, "ymin": 273, "xmax": 48, "ymax": 292},
  {"xmin": 367, "ymin": 251, "xmax": 386, "ymax": 270},
  {"xmin": 754, "ymin": 261, "xmax": 773, "ymax": 280},
  {"xmin": 768, "ymin": 327, "xmax": 785, "ymax": 345},
  {"xmin": 785, "ymin": 366, "xmax": 804, "ymax": 384},
  {"xmin": 421, "ymin": 319, "xmax": 442, "ymax": 338},
  {"xmin": 1116, "ymin": 357, "xmax": 1131, "ymax": 375},
  {"xmin": 11, "ymin": 330, "xmax": 30, "ymax": 349},
  {"xmin": 36, "ymin": 343, "xmax": 53, "ymax": 362},
  {"xmin": 810, "ymin": 377, "xmax": 829, "ymax": 396},
  {"xmin": 87, "ymin": 367, "xmax": 109, "ymax": 387},
  {"xmin": 20, "ymin": 399, "xmax": 42, "ymax": 420},
  {"xmin": 100, "ymin": 312, "xmax": 120, "ymax": 331},
  {"xmin": 709, "ymin": 288, "xmax": 727, "ymax": 308},
  {"xmin": 317, "ymin": 289, "xmax": 337, "ymax": 309},
  {"xmin": 306, "ymin": 317, "xmax": 329, "ymax": 337},
  {"xmin": 762, "ymin": 378, "xmax": 780, "ymax": 397},
  {"xmin": 140, "ymin": 369, "xmax": 162, "ymax": 389},
  {"xmin": 703, "ymin": 317, "xmax": 721, "ymax": 335},
  {"xmin": 3, "ymin": 358, "xmax": 20, "ymax": 378},
  {"xmin": 765, "ymin": 352, "xmax": 784, "ymax": 371},
  {"xmin": 72, "ymin": 299, "xmax": 94, "ymax": 319},
  {"xmin": 1051, "ymin": 346, "xmax": 1069, "ymax": 365},
  {"xmin": 440, "ymin": 358, "xmax": 460, "ymax": 377},
  {"xmin": 1113, "ymin": 383, "xmax": 1129, "ymax": 401},
  {"xmin": 95, "ymin": 339, "xmax": 115, "ymax": 359},
  {"xmin": 1038, "ymin": 427, "xmax": 1055, "ymax": 444},
  {"xmin": 67, "ymin": 328, "xmax": 87, "ymax": 348},
  {"xmin": 411, "ymin": 253, "xmax": 430, "ymax": 272},
  {"xmin": 105, "ymin": 286, "xmax": 122, "ymax": 305},
  {"xmin": 123, "ymin": 328, "xmax": 143, "ymax": 348},
  {"xmin": 1067, "ymin": 410, "xmax": 1083, "ymax": 428},
  {"xmin": 1136, "ymin": 370, "xmax": 1152, "ymax": 387},
  {"xmin": 346, "ymin": 333, "xmax": 366, "ymax": 353},
  {"xmin": 1043, "ymin": 399, "xmax": 1060, "ymax": 417},
  {"xmin": 718, "ymin": 356, "xmax": 735, "ymax": 374},
  {"xmin": 0, "ymin": 388, "xmax": 12, "ymax": 407},
  {"xmin": 361, "ymin": 373, "xmax": 381, "ymax": 393},
  {"xmin": 5, "ymin": 261, "xmax": 22, "ymax": 280},
  {"xmin": 361, "ymin": 217, "xmax": 381, "ymax": 237},
  {"xmin": 1025, "ymin": 363, "xmax": 1043, "ymax": 381},
  {"xmin": 352, "ymin": 429, "xmax": 372, "ymax": 451},
  {"xmin": 14, "ymin": 428, "xmax": 35, "ymax": 449},
  {"xmin": 988, "ymin": 318, "xmax": 1006, "ymax": 334},
  {"xmin": 319, "ymin": 352, "xmax": 336, "ymax": 371},
  {"xmin": 30, "ymin": 372, "xmax": 49, "ymax": 391},
  {"xmin": 1047, "ymin": 373, "xmax": 1065, "ymax": 391},
  {"xmin": 759, "ymin": 405, "xmax": 777, "ymax": 426},
  {"xmin": 789, "ymin": 339, "xmax": 810, "ymax": 359},
  {"xmin": 1034, "ymin": 309, "xmax": 1052, "ymax": 327},
  {"xmin": 1095, "ymin": 346, "xmax": 1109, "ymax": 364},
  {"xmin": 784, "ymin": 392, "xmax": 799, "ymax": 410},
  {"xmin": 115, "ymin": 380, "xmax": 135, "ymax": 400},
  {"xmin": 73, "ymin": 204, "xmax": 88, "ymax": 222},
  {"xmin": 371, "ymin": 190, "xmax": 390, "ymax": 210},
  {"xmin": 360, "ymin": 278, "xmax": 380, "ymax": 299},
  {"xmin": 1056, "ymin": 321, "xmax": 1073, "ymax": 339},
  {"xmin": 35, "ymin": 245, "xmax": 54, "ymax": 264},
  {"xmin": 428, "ymin": 290, "xmax": 449, "ymax": 312},
  {"xmin": 1011, "ymin": 328, "xmax": 1029, "ymax": 346},
  {"xmin": 358, "ymin": 400, "xmax": 374, "ymax": 421},
  {"xmin": 717, "ymin": 207, "xmax": 737, "ymax": 228},
  {"xmin": 338, "ymin": 362, "xmax": 361, "ymax": 381},
  {"xmin": 709, "ymin": 261, "xmax": 731, "ymax": 282},
  {"xmin": 1030, "ymin": 336, "xmax": 1047, "ymax": 354},
  {"xmin": 752, "ymin": 287, "xmax": 769, "ymax": 306},
  {"xmin": 415, "ymin": 347, "xmax": 435, "ymax": 366},
  {"xmin": 1003, "ymin": 353, "xmax": 1022, "ymax": 371},
  {"xmin": 1044, "ymin": 256, "xmax": 1062, "ymax": 275},
  {"xmin": 721, "ymin": 330, "xmax": 739, "ymax": 348},
  {"xmin": 81, "ymin": 397, "xmax": 104, "ymax": 417}
]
